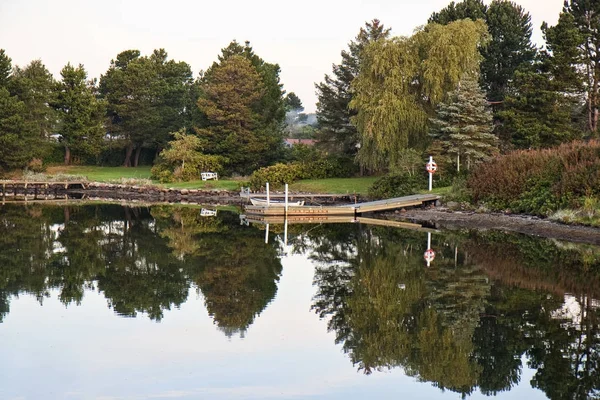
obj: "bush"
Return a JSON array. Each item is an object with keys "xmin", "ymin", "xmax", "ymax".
[
  {"xmin": 249, "ymin": 163, "xmax": 306, "ymax": 190},
  {"xmin": 368, "ymin": 172, "xmax": 427, "ymax": 199},
  {"xmin": 468, "ymin": 140, "xmax": 600, "ymax": 215},
  {"xmin": 151, "ymin": 154, "xmax": 224, "ymax": 183},
  {"xmin": 27, "ymin": 158, "xmax": 45, "ymax": 173}
]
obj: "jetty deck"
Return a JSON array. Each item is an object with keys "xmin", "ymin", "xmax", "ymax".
[{"xmin": 244, "ymin": 193, "xmax": 440, "ymax": 216}]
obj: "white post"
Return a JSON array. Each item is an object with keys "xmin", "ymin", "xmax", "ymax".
[
  {"xmin": 284, "ymin": 183, "xmax": 289, "ymax": 214},
  {"xmin": 428, "ymin": 156, "xmax": 433, "ymax": 192},
  {"xmin": 265, "ymin": 223, "xmax": 269, "ymax": 244},
  {"xmin": 284, "ymin": 217, "xmax": 288, "ymax": 247},
  {"xmin": 266, "ymin": 182, "xmax": 270, "ymax": 206},
  {"xmin": 427, "ymin": 232, "xmax": 432, "ymax": 250}
]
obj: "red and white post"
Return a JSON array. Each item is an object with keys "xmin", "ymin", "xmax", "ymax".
[{"xmin": 426, "ymin": 156, "xmax": 437, "ymax": 192}]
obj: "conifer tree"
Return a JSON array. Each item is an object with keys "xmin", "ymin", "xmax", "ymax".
[
  {"xmin": 196, "ymin": 55, "xmax": 266, "ymax": 174},
  {"xmin": 315, "ymin": 20, "xmax": 390, "ymax": 159},
  {"xmin": 429, "ymin": 75, "xmax": 498, "ymax": 172},
  {"xmin": 430, "ymin": 0, "xmax": 536, "ymax": 103},
  {"xmin": 0, "ymin": 50, "xmax": 39, "ymax": 171},
  {"xmin": 54, "ymin": 64, "xmax": 106, "ymax": 165},
  {"xmin": 543, "ymin": 0, "xmax": 600, "ymax": 135}
]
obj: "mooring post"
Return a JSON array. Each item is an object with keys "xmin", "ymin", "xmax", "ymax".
[
  {"xmin": 266, "ymin": 182, "xmax": 270, "ymax": 206},
  {"xmin": 284, "ymin": 183, "xmax": 289, "ymax": 215},
  {"xmin": 265, "ymin": 223, "xmax": 269, "ymax": 244}
]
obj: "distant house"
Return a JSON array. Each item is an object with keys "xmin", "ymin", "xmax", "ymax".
[{"xmin": 284, "ymin": 138, "xmax": 317, "ymax": 148}]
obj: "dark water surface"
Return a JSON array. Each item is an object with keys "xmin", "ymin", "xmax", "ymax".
[{"xmin": 1, "ymin": 204, "xmax": 599, "ymax": 400}]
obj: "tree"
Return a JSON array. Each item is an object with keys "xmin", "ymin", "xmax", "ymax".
[
  {"xmin": 430, "ymin": 74, "xmax": 498, "ymax": 171},
  {"xmin": 201, "ymin": 40, "xmax": 287, "ymax": 169},
  {"xmin": 0, "ymin": 50, "xmax": 39, "ymax": 171},
  {"xmin": 196, "ymin": 54, "xmax": 270, "ymax": 174},
  {"xmin": 284, "ymin": 92, "xmax": 303, "ymax": 111},
  {"xmin": 498, "ymin": 61, "xmax": 578, "ymax": 149},
  {"xmin": 10, "ymin": 60, "xmax": 57, "ymax": 142},
  {"xmin": 543, "ymin": 0, "xmax": 600, "ymax": 135},
  {"xmin": 0, "ymin": 88, "xmax": 38, "ymax": 171},
  {"xmin": 429, "ymin": 0, "xmax": 536, "ymax": 103},
  {"xmin": 0, "ymin": 49, "xmax": 12, "ymax": 88},
  {"xmin": 99, "ymin": 49, "xmax": 193, "ymax": 166},
  {"xmin": 315, "ymin": 20, "xmax": 390, "ymax": 160},
  {"xmin": 350, "ymin": 19, "xmax": 489, "ymax": 171},
  {"xmin": 54, "ymin": 63, "xmax": 106, "ymax": 165},
  {"xmin": 151, "ymin": 129, "xmax": 223, "ymax": 182}
]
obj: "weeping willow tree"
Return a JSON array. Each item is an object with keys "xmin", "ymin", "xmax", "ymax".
[{"xmin": 350, "ymin": 19, "xmax": 489, "ymax": 171}]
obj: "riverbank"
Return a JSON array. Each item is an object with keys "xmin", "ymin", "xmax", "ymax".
[{"xmin": 391, "ymin": 208, "xmax": 600, "ymax": 246}]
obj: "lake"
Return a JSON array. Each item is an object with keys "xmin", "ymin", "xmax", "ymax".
[{"xmin": 0, "ymin": 204, "xmax": 599, "ymax": 400}]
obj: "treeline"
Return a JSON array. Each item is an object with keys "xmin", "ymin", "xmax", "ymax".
[
  {"xmin": 2, "ymin": 0, "xmax": 599, "ymax": 183},
  {"xmin": 0, "ymin": 41, "xmax": 301, "ymax": 176},
  {"xmin": 316, "ymin": 0, "xmax": 600, "ymax": 176}
]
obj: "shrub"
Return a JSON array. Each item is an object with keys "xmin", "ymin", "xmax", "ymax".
[
  {"xmin": 27, "ymin": 158, "xmax": 45, "ymax": 173},
  {"xmin": 249, "ymin": 163, "xmax": 306, "ymax": 190},
  {"xmin": 368, "ymin": 172, "xmax": 427, "ymax": 199},
  {"xmin": 468, "ymin": 140, "xmax": 600, "ymax": 215}
]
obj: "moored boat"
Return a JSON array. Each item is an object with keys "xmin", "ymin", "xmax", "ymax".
[{"xmin": 250, "ymin": 198, "xmax": 305, "ymax": 206}]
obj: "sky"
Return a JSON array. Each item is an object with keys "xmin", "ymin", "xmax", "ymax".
[{"xmin": 0, "ymin": 0, "xmax": 565, "ymax": 113}]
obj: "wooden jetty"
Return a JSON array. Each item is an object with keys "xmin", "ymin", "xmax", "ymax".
[
  {"xmin": 242, "ymin": 214, "xmax": 437, "ymax": 233},
  {"xmin": 244, "ymin": 193, "xmax": 440, "ymax": 217},
  {"xmin": 0, "ymin": 181, "xmax": 87, "ymax": 202}
]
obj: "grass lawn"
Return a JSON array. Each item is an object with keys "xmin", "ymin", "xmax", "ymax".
[
  {"xmin": 289, "ymin": 177, "xmax": 379, "ymax": 195},
  {"xmin": 46, "ymin": 165, "xmax": 152, "ymax": 181},
  {"xmin": 45, "ymin": 165, "xmax": 243, "ymax": 190}
]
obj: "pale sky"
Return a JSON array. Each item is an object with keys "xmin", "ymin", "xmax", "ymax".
[{"xmin": 0, "ymin": 0, "xmax": 564, "ymax": 113}]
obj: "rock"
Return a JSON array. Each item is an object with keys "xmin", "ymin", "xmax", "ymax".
[{"xmin": 446, "ymin": 201, "xmax": 459, "ymax": 209}]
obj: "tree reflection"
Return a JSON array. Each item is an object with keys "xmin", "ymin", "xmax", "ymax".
[
  {"xmin": 0, "ymin": 204, "xmax": 282, "ymax": 332},
  {"xmin": 310, "ymin": 225, "xmax": 600, "ymax": 398}
]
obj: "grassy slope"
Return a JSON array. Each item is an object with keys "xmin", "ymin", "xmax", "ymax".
[
  {"xmin": 44, "ymin": 166, "xmax": 449, "ymax": 196},
  {"xmin": 289, "ymin": 177, "xmax": 379, "ymax": 195}
]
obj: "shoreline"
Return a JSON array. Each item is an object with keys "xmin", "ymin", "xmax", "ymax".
[{"xmin": 389, "ymin": 208, "xmax": 600, "ymax": 246}]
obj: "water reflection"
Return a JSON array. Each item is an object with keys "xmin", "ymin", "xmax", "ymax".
[{"xmin": 1, "ymin": 203, "xmax": 600, "ymax": 399}]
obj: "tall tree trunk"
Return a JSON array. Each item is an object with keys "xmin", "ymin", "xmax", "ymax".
[
  {"xmin": 456, "ymin": 153, "xmax": 460, "ymax": 173},
  {"xmin": 124, "ymin": 143, "xmax": 134, "ymax": 167},
  {"xmin": 64, "ymin": 146, "xmax": 71, "ymax": 165},
  {"xmin": 133, "ymin": 146, "xmax": 142, "ymax": 167}
]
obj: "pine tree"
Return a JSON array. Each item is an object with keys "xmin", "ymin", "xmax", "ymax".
[
  {"xmin": 429, "ymin": 0, "xmax": 536, "ymax": 103},
  {"xmin": 315, "ymin": 20, "xmax": 390, "ymax": 160},
  {"xmin": 54, "ymin": 64, "xmax": 106, "ymax": 165},
  {"xmin": 202, "ymin": 41, "xmax": 286, "ymax": 166},
  {"xmin": 543, "ymin": 0, "xmax": 600, "ymax": 135},
  {"xmin": 196, "ymin": 55, "xmax": 266, "ymax": 174},
  {"xmin": 429, "ymin": 75, "xmax": 498, "ymax": 172},
  {"xmin": 0, "ymin": 50, "xmax": 39, "ymax": 171},
  {"xmin": 10, "ymin": 60, "xmax": 57, "ymax": 141},
  {"xmin": 498, "ymin": 60, "xmax": 578, "ymax": 149}
]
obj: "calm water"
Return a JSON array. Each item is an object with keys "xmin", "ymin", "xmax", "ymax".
[{"xmin": 0, "ymin": 204, "xmax": 599, "ymax": 400}]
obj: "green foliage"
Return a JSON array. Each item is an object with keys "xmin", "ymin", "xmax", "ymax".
[
  {"xmin": 430, "ymin": 74, "xmax": 498, "ymax": 172},
  {"xmin": 151, "ymin": 130, "xmax": 224, "ymax": 183},
  {"xmin": 499, "ymin": 64, "xmax": 579, "ymax": 149},
  {"xmin": 199, "ymin": 41, "xmax": 286, "ymax": 173},
  {"xmin": 249, "ymin": 163, "xmax": 305, "ymax": 190},
  {"xmin": 0, "ymin": 87, "xmax": 39, "ymax": 171},
  {"xmin": 350, "ymin": 19, "xmax": 489, "ymax": 171},
  {"xmin": 368, "ymin": 172, "xmax": 427, "ymax": 199},
  {"xmin": 284, "ymin": 92, "xmax": 303, "ymax": 111},
  {"xmin": 197, "ymin": 54, "xmax": 272, "ymax": 175},
  {"xmin": 99, "ymin": 49, "xmax": 193, "ymax": 166},
  {"xmin": 249, "ymin": 154, "xmax": 357, "ymax": 190},
  {"xmin": 543, "ymin": 0, "xmax": 600, "ymax": 134},
  {"xmin": 315, "ymin": 20, "xmax": 390, "ymax": 159},
  {"xmin": 468, "ymin": 140, "xmax": 600, "ymax": 215},
  {"xmin": 53, "ymin": 63, "xmax": 106, "ymax": 165},
  {"xmin": 430, "ymin": 0, "xmax": 536, "ymax": 103}
]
